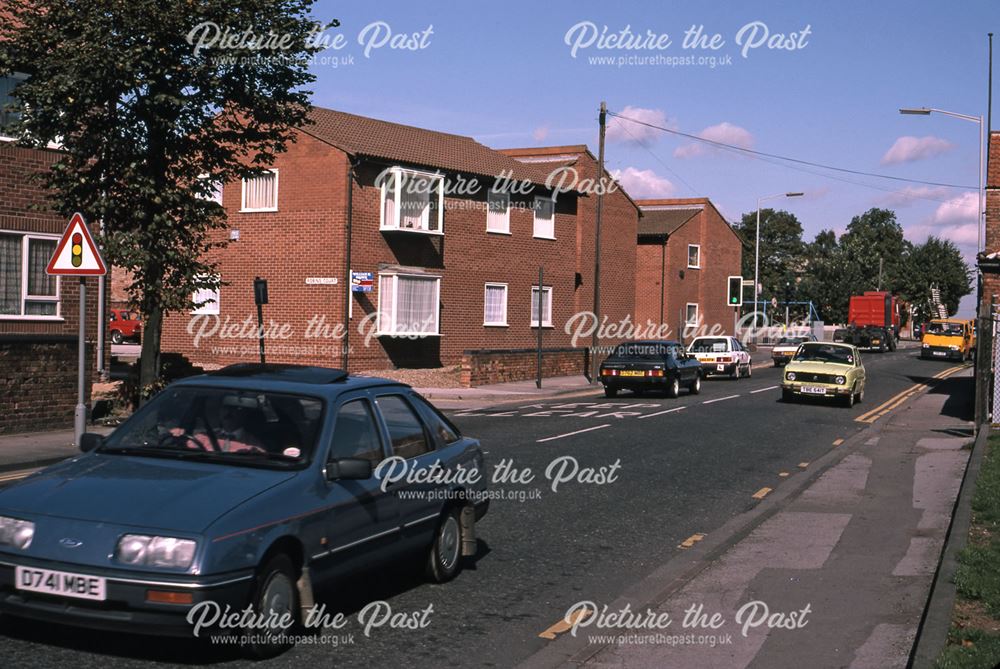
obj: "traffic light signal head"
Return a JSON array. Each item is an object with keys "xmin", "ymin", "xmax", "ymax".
[
  {"xmin": 71, "ymin": 233, "xmax": 83, "ymax": 267},
  {"xmin": 727, "ymin": 276, "xmax": 743, "ymax": 306}
]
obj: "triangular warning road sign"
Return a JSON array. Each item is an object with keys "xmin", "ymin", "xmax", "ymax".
[{"xmin": 46, "ymin": 212, "xmax": 107, "ymax": 276}]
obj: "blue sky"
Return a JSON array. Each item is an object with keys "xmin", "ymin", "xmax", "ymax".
[{"xmin": 308, "ymin": 0, "xmax": 997, "ymax": 316}]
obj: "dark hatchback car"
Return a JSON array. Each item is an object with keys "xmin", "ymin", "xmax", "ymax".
[
  {"xmin": 0, "ymin": 365, "xmax": 488, "ymax": 657},
  {"xmin": 599, "ymin": 340, "xmax": 702, "ymax": 398}
]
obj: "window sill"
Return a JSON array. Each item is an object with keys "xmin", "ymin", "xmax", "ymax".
[
  {"xmin": 484, "ymin": 323, "xmax": 509, "ymax": 328},
  {"xmin": 376, "ymin": 332, "xmax": 443, "ymax": 337},
  {"xmin": 0, "ymin": 315, "xmax": 64, "ymax": 322},
  {"xmin": 240, "ymin": 207, "xmax": 278, "ymax": 213},
  {"xmin": 380, "ymin": 227, "xmax": 445, "ymax": 236},
  {"xmin": 530, "ymin": 324, "xmax": 555, "ymax": 329},
  {"xmin": 533, "ymin": 235, "xmax": 557, "ymax": 241},
  {"xmin": 486, "ymin": 229, "xmax": 512, "ymax": 236},
  {"xmin": 687, "ymin": 265, "xmax": 701, "ymax": 270}
]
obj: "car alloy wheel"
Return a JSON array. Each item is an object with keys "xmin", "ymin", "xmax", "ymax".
[
  {"xmin": 845, "ymin": 387, "xmax": 855, "ymax": 408},
  {"xmin": 856, "ymin": 386, "xmax": 864, "ymax": 404},
  {"xmin": 110, "ymin": 330, "xmax": 123, "ymax": 345},
  {"xmin": 666, "ymin": 377, "xmax": 680, "ymax": 399},
  {"xmin": 243, "ymin": 554, "xmax": 298, "ymax": 659},
  {"xmin": 690, "ymin": 375, "xmax": 702, "ymax": 395},
  {"xmin": 731, "ymin": 365, "xmax": 740, "ymax": 380},
  {"xmin": 746, "ymin": 363, "xmax": 753, "ymax": 378},
  {"xmin": 426, "ymin": 507, "xmax": 463, "ymax": 583}
]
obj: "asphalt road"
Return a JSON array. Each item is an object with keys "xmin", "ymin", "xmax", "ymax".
[{"xmin": 0, "ymin": 347, "xmax": 968, "ymax": 668}]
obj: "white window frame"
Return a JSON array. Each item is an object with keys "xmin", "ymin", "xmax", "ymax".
[
  {"xmin": 486, "ymin": 189, "xmax": 511, "ymax": 235},
  {"xmin": 483, "ymin": 282, "xmax": 508, "ymax": 327},
  {"xmin": 530, "ymin": 285, "xmax": 553, "ymax": 328},
  {"xmin": 0, "ymin": 230, "xmax": 62, "ymax": 321},
  {"xmin": 240, "ymin": 169, "xmax": 279, "ymax": 212},
  {"xmin": 685, "ymin": 302, "xmax": 699, "ymax": 326},
  {"xmin": 687, "ymin": 243, "xmax": 701, "ymax": 269},
  {"xmin": 191, "ymin": 275, "xmax": 220, "ymax": 315},
  {"xmin": 533, "ymin": 196, "xmax": 556, "ymax": 240},
  {"xmin": 376, "ymin": 272, "xmax": 442, "ymax": 336},
  {"xmin": 379, "ymin": 166, "xmax": 445, "ymax": 235}
]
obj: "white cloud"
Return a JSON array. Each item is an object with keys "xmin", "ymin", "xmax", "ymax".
[
  {"xmin": 906, "ymin": 222, "xmax": 978, "ymax": 248},
  {"xmin": 614, "ymin": 167, "xmax": 675, "ymax": 198},
  {"xmin": 931, "ymin": 191, "xmax": 979, "ymax": 226},
  {"xmin": 673, "ymin": 122, "xmax": 754, "ymax": 159},
  {"xmin": 607, "ymin": 106, "xmax": 674, "ymax": 146},
  {"xmin": 878, "ymin": 185, "xmax": 951, "ymax": 208},
  {"xmin": 880, "ymin": 135, "xmax": 953, "ymax": 165}
]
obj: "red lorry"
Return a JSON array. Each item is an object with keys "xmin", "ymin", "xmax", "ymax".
[{"xmin": 843, "ymin": 291, "xmax": 900, "ymax": 352}]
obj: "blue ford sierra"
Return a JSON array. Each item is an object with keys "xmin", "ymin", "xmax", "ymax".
[{"xmin": 0, "ymin": 364, "xmax": 489, "ymax": 657}]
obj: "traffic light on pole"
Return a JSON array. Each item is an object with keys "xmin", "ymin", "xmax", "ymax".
[
  {"xmin": 71, "ymin": 233, "xmax": 83, "ymax": 267},
  {"xmin": 727, "ymin": 276, "xmax": 743, "ymax": 306}
]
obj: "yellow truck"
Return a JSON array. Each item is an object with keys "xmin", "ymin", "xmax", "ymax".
[{"xmin": 920, "ymin": 319, "xmax": 975, "ymax": 361}]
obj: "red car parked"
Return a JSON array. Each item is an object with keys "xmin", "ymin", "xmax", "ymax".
[{"xmin": 109, "ymin": 308, "xmax": 141, "ymax": 344}]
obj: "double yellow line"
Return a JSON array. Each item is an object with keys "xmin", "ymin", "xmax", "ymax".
[
  {"xmin": 855, "ymin": 364, "xmax": 968, "ymax": 424},
  {"xmin": 0, "ymin": 468, "xmax": 40, "ymax": 485}
]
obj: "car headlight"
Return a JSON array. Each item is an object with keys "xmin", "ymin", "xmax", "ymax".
[
  {"xmin": 835, "ymin": 376, "xmax": 846, "ymax": 385},
  {"xmin": 786, "ymin": 372, "xmax": 796, "ymax": 381},
  {"xmin": 0, "ymin": 516, "xmax": 34, "ymax": 550},
  {"xmin": 949, "ymin": 345, "xmax": 959, "ymax": 351},
  {"xmin": 922, "ymin": 343, "xmax": 930, "ymax": 348},
  {"xmin": 116, "ymin": 534, "xmax": 196, "ymax": 568}
]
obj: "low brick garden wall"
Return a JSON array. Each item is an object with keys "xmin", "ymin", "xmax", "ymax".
[
  {"xmin": 460, "ymin": 347, "xmax": 599, "ymax": 387},
  {"xmin": 0, "ymin": 336, "xmax": 94, "ymax": 434}
]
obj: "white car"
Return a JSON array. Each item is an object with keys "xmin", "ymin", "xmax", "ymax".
[{"xmin": 687, "ymin": 336, "xmax": 753, "ymax": 379}]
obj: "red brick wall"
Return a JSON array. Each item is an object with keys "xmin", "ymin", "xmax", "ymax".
[
  {"xmin": 161, "ymin": 131, "xmax": 601, "ymax": 373},
  {"xmin": 0, "ymin": 141, "xmax": 100, "ymax": 432},
  {"xmin": 460, "ymin": 347, "xmax": 590, "ymax": 386},
  {"xmin": 634, "ymin": 200, "xmax": 743, "ymax": 337},
  {"xmin": 983, "ymin": 132, "xmax": 1000, "ymax": 309}
]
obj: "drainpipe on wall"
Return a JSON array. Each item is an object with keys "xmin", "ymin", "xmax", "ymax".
[
  {"xmin": 97, "ymin": 274, "xmax": 106, "ymax": 380},
  {"xmin": 342, "ymin": 156, "xmax": 357, "ymax": 372},
  {"xmin": 659, "ymin": 237, "xmax": 666, "ymax": 326}
]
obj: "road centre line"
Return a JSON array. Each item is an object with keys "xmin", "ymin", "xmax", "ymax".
[
  {"xmin": 703, "ymin": 394, "xmax": 740, "ymax": 404},
  {"xmin": 0, "ymin": 468, "xmax": 38, "ymax": 484},
  {"xmin": 637, "ymin": 406, "xmax": 687, "ymax": 420},
  {"xmin": 536, "ymin": 424, "xmax": 612, "ymax": 443},
  {"xmin": 750, "ymin": 385, "xmax": 779, "ymax": 394}
]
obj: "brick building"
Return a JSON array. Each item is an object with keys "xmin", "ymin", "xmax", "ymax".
[
  {"xmin": 979, "ymin": 132, "xmax": 1000, "ymax": 312},
  {"xmin": 0, "ymin": 138, "xmax": 101, "ymax": 433},
  {"xmin": 160, "ymin": 108, "xmax": 641, "ymax": 384},
  {"xmin": 633, "ymin": 198, "xmax": 744, "ymax": 337}
]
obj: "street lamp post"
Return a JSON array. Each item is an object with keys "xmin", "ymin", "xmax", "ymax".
[
  {"xmin": 899, "ymin": 107, "xmax": 984, "ymax": 253},
  {"xmin": 754, "ymin": 192, "xmax": 804, "ymax": 344}
]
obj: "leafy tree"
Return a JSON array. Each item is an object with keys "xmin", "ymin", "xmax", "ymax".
[
  {"xmin": 798, "ymin": 229, "xmax": 852, "ymax": 323},
  {"xmin": 733, "ymin": 209, "xmax": 806, "ymax": 306},
  {"xmin": 0, "ymin": 0, "xmax": 324, "ymax": 397},
  {"xmin": 898, "ymin": 236, "xmax": 972, "ymax": 320},
  {"xmin": 838, "ymin": 208, "xmax": 910, "ymax": 294}
]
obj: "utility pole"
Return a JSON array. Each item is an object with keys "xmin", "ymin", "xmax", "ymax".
[
  {"xmin": 877, "ymin": 257, "xmax": 884, "ymax": 291},
  {"xmin": 590, "ymin": 101, "xmax": 606, "ymax": 382}
]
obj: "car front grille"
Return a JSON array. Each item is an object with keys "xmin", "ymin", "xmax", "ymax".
[{"xmin": 794, "ymin": 372, "xmax": 840, "ymax": 383}]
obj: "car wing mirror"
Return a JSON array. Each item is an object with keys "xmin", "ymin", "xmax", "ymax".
[
  {"xmin": 79, "ymin": 433, "xmax": 104, "ymax": 453},
  {"xmin": 327, "ymin": 458, "xmax": 373, "ymax": 481}
]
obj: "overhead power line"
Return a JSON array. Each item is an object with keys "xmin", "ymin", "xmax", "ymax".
[{"xmin": 608, "ymin": 110, "xmax": 976, "ymax": 191}]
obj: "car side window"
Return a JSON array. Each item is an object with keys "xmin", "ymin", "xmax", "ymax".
[
  {"xmin": 411, "ymin": 395, "xmax": 461, "ymax": 446},
  {"xmin": 328, "ymin": 399, "xmax": 385, "ymax": 464},
  {"xmin": 376, "ymin": 395, "xmax": 431, "ymax": 460}
]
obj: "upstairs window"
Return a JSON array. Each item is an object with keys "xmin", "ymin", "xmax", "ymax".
[
  {"xmin": 533, "ymin": 197, "xmax": 555, "ymax": 239},
  {"xmin": 686, "ymin": 303, "xmax": 699, "ymax": 326},
  {"xmin": 687, "ymin": 244, "xmax": 701, "ymax": 269},
  {"xmin": 486, "ymin": 189, "xmax": 510, "ymax": 234},
  {"xmin": 191, "ymin": 275, "xmax": 220, "ymax": 315},
  {"xmin": 0, "ymin": 74, "xmax": 27, "ymax": 137},
  {"xmin": 241, "ymin": 170, "xmax": 278, "ymax": 212},
  {"xmin": 380, "ymin": 167, "xmax": 444, "ymax": 234}
]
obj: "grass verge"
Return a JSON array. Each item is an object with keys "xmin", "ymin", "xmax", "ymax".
[{"xmin": 936, "ymin": 434, "xmax": 1000, "ymax": 668}]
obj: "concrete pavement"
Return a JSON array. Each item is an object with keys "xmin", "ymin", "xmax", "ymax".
[{"xmin": 522, "ymin": 370, "xmax": 974, "ymax": 669}]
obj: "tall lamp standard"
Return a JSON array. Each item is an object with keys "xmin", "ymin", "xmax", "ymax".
[
  {"xmin": 899, "ymin": 107, "xmax": 984, "ymax": 253},
  {"xmin": 754, "ymin": 192, "xmax": 804, "ymax": 344}
]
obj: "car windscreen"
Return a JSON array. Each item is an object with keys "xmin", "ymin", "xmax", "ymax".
[
  {"xmin": 689, "ymin": 338, "xmax": 728, "ymax": 353},
  {"xmin": 776, "ymin": 337, "xmax": 806, "ymax": 346},
  {"xmin": 610, "ymin": 342, "xmax": 682, "ymax": 360},
  {"xmin": 792, "ymin": 344, "xmax": 855, "ymax": 365},
  {"xmin": 926, "ymin": 322, "xmax": 964, "ymax": 336},
  {"xmin": 99, "ymin": 386, "xmax": 324, "ymax": 468}
]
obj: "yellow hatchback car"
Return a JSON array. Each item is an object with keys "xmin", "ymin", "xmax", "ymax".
[{"xmin": 781, "ymin": 341, "xmax": 867, "ymax": 408}]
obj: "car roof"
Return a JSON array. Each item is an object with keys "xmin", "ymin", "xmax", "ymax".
[
  {"xmin": 621, "ymin": 340, "xmax": 682, "ymax": 346},
  {"xmin": 173, "ymin": 364, "xmax": 407, "ymax": 395}
]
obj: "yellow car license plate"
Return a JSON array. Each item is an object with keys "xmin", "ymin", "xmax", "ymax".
[{"xmin": 620, "ymin": 370, "xmax": 645, "ymax": 377}]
